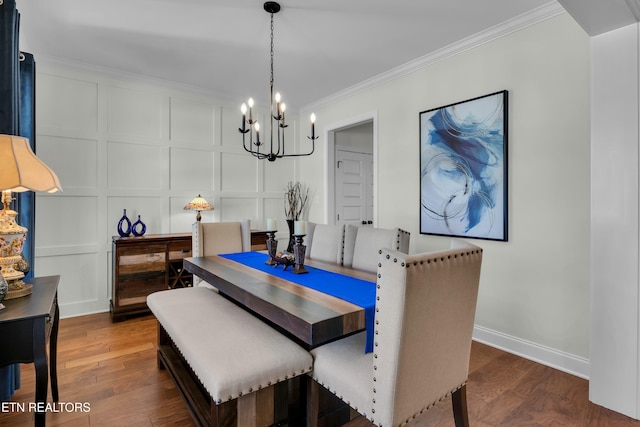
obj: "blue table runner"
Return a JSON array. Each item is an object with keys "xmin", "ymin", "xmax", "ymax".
[{"xmin": 220, "ymin": 252, "xmax": 375, "ymax": 353}]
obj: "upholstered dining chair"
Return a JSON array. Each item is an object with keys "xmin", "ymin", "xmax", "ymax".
[
  {"xmin": 191, "ymin": 219, "xmax": 251, "ymax": 288},
  {"xmin": 304, "ymin": 222, "xmax": 346, "ymax": 265},
  {"xmin": 343, "ymin": 225, "xmax": 411, "ymax": 273},
  {"xmin": 307, "ymin": 239, "xmax": 483, "ymax": 427}
]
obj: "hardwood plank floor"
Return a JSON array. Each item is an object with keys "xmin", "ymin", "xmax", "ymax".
[{"xmin": 1, "ymin": 312, "xmax": 639, "ymax": 426}]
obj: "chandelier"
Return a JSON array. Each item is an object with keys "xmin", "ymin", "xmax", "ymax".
[{"xmin": 239, "ymin": 1, "xmax": 317, "ymax": 162}]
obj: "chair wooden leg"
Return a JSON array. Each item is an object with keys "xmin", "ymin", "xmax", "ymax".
[
  {"xmin": 306, "ymin": 377, "xmax": 320, "ymax": 427},
  {"xmin": 452, "ymin": 384, "xmax": 469, "ymax": 427}
]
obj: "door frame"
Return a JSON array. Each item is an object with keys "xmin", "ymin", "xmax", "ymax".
[{"xmin": 324, "ymin": 111, "xmax": 378, "ymax": 225}]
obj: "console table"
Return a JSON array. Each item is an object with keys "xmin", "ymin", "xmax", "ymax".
[
  {"xmin": 0, "ymin": 275, "xmax": 60, "ymax": 427},
  {"xmin": 111, "ymin": 231, "xmax": 268, "ymax": 321},
  {"xmin": 111, "ymin": 233, "xmax": 193, "ymax": 322}
]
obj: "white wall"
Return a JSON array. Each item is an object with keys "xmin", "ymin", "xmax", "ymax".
[
  {"xmin": 590, "ymin": 23, "xmax": 640, "ymax": 419},
  {"xmin": 32, "ymin": 64, "xmax": 300, "ymax": 317},
  {"xmin": 299, "ymin": 13, "xmax": 592, "ymax": 375}
]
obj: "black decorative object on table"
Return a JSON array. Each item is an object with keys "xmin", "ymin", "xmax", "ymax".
[
  {"xmin": 292, "ymin": 235, "xmax": 308, "ymax": 274},
  {"xmin": 272, "ymin": 252, "xmax": 295, "ymax": 270},
  {"xmin": 117, "ymin": 209, "xmax": 132, "ymax": 237},
  {"xmin": 265, "ymin": 230, "xmax": 278, "ymax": 265},
  {"xmin": 284, "ymin": 182, "xmax": 308, "ymax": 252}
]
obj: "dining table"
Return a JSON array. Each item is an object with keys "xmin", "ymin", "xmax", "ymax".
[{"xmin": 183, "ymin": 251, "xmax": 377, "ymax": 350}]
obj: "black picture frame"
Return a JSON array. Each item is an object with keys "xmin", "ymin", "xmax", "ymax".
[{"xmin": 419, "ymin": 90, "xmax": 508, "ymax": 241}]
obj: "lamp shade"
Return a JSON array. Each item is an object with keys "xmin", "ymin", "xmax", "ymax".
[
  {"xmin": 184, "ymin": 195, "xmax": 213, "ymax": 212},
  {"xmin": 0, "ymin": 134, "xmax": 62, "ymax": 193}
]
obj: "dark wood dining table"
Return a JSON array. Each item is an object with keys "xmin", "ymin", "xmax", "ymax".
[{"xmin": 183, "ymin": 254, "xmax": 376, "ymax": 349}]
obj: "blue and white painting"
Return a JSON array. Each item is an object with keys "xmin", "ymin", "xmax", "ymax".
[{"xmin": 420, "ymin": 90, "xmax": 507, "ymax": 241}]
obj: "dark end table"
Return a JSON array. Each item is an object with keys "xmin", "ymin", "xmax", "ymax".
[{"xmin": 0, "ymin": 275, "xmax": 60, "ymax": 427}]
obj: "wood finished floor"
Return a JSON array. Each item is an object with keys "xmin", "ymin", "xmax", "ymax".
[{"xmin": 1, "ymin": 312, "xmax": 638, "ymax": 426}]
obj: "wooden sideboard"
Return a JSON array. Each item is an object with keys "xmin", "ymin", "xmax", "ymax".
[
  {"xmin": 250, "ymin": 229, "xmax": 268, "ymax": 251},
  {"xmin": 111, "ymin": 230, "xmax": 268, "ymax": 322},
  {"xmin": 111, "ymin": 233, "xmax": 193, "ymax": 322}
]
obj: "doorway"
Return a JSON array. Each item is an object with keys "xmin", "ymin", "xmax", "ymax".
[{"xmin": 326, "ymin": 114, "xmax": 376, "ymax": 226}]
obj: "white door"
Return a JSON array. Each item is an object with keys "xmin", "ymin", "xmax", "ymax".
[{"xmin": 336, "ymin": 149, "xmax": 373, "ymax": 225}]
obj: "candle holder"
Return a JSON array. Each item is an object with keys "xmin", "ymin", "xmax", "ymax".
[
  {"xmin": 292, "ymin": 234, "xmax": 308, "ymax": 274},
  {"xmin": 265, "ymin": 231, "xmax": 278, "ymax": 265}
]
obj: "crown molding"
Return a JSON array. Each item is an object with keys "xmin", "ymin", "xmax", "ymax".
[{"xmin": 301, "ymin": 2, "xmax": 566, "ymax": 113}]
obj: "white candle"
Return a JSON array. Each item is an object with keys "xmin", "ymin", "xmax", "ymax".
[
  {"xmin": 266, "ymin": 218, "xmax": 276, "ymax": 231},
  {"xmin": 294, "ymin": 220, "xmax": 306, "ymax": 235}
]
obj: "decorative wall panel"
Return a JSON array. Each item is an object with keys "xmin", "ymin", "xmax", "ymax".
[
  {"xmin": 220, "ymin": 197, "xmax": 258, "ymax": 223},
  {"xmin": 263, "ymin": 157, "xmax": 295, "ymax": 193},
  {"xmin": 37, "ymin": 254, "xmax": 99, "ymax": 303},
  {"xmin": 107, "ymin": 141, "xmax": 164, "ymax": 190},
  {"xmin": 170, "ymin": 97, "xmax": 216, "ymax": 148},
  {"xmin": 36, "ymin": 73, "xmax": 98, "ymax": 133},
  {"xmin": 107, "ymin": 86, "xmax": 165, "ymax": 140},
  {"xmin": 170, "ymin": 148, "xmax": 214, "ymax": 190},
  {"xmin": 37, "ymin": 135, "xmax": 98, "ymax": 189},
  {"xmin": 221, "ymin": 105, "xmax": 244, "ymax": 147},
  {"xmin": 221, "ymin": 152, "xmax": 257, "ymax": 192},
  {"xmin": 35, "ymin": 196, "xmax": 98, "ymax": 248}
]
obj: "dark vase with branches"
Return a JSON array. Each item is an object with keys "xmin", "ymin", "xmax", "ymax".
[{"xmin": 284, "ymin": 181, "xmax": 309, "ymax": 252}]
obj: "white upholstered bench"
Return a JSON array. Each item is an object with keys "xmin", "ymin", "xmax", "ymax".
[{"xmin": 147, "ymin": 287, "xmax": 313, "ymax": 427}]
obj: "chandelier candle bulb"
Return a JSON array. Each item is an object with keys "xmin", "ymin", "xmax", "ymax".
[
  {"xmin": 281, "ymin": 103, "xmax": 286, "ymax": 127},
  {"xmin": 254, "ymin": 122, "xmax": 260, "ymax": 144},
  {"xmin": 275, "ymin": 92, "xmax": 281, "ymax": 116},
  {"xmin": 310, "ymin": 113, "xmax": 316, "ymax": 139},
  {"xmin": 241, "ymin": 103, "xmax": 247, "ymax": 131}
]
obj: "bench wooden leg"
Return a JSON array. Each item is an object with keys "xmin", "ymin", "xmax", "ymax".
[
  {"xmin": 156, "ymin": 322, "xmax": 168, "ymax": 370},
  {"xmin": 306, "ymin": 378, "xmax": 320, "ymax": 427},
  {"xmin": 211, "ymin": 384, "xmax": 293, "ymax": 427},
  {"xmin": 452, "ymin": 384, "xmax": 469, "ymax": 427}
]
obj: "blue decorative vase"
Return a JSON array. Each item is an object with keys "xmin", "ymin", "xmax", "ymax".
[
  {"xmin": 117, "ymin": 209, "xmax": 132, "ymax": 237},
  {"xmin": 131, "ymin": 215, "xmax": 147, "ymax": 237}
]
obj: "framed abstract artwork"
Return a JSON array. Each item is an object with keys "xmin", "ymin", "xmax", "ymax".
[{"xmin": 419, "ymin": 90, "xmax": 508, "ymax": 241}]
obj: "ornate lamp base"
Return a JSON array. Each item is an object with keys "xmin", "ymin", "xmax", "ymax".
[
  {"xmin": 5, "ymin": 280, "xmax": 32, "ymax": 300},
  {"xmin": 0, "ymin": 256, "xmax": 31, "ymax": 299}
]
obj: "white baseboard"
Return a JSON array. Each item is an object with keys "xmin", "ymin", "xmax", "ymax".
[{"xmin": 473, "ymin": 325, "xmax": 590, "ymax": 380}]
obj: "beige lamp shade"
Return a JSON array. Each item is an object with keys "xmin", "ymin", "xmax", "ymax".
[
  {"xmin": 184, "ymin": 194, "xmax": 213, "ymax": 221},
  {"xmin": 0, "ymin": 134, "xmax": 62, "ymax": 193},
  {"xmin": 184, "ymin": 195, "xmax": 213, "ymax": 212}
]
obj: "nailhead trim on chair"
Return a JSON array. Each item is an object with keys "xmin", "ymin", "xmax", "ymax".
[{"xmin": 367, "ymin": 247, "xmax": 481, "ymax": 426}]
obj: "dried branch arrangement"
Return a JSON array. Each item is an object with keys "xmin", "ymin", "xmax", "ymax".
[{"xmin": 284, "ymin": 181, "xmax": 309, "ymax": 220}]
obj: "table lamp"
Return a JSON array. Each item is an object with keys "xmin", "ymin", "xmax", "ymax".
[
  {"xmin": 0, "ymin": 134, "xmax": 61, "ymax": 300},
  {"xmin": 184, "ymin": 194, "xmax": 213, "ymax": 222}
]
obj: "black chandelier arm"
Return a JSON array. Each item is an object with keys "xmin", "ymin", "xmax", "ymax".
[
  {"xmin": 275, "ymin": 138, "xmax": 316, "ymax": 159},
  {"xmin": 240, "ymin": 126, "xmax": 268, "ymax": 158}
]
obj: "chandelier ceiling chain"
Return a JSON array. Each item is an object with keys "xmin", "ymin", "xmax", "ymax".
[{"xmin": 239, "ymin": 1, "xmax": 317, "ymax": 162}]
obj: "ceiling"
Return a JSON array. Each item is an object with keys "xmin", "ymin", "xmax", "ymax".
[{"xmin": 14, "ymin": 0, "xmax": 640, "ymax": 111}]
